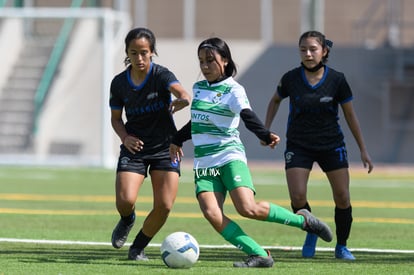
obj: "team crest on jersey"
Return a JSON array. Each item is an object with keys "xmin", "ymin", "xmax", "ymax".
[
  {"xmin": 211, "ymin": 92, "xmax": 223, "ymax": 104},
  {"xmin": 147, "ymin": 92, "xmax": 158, "ymax": 100},
  {"xmin": 320, "ymin": 96, "xmax": 333, "ymax": 103},
  {"xmin": 212, "ymin": 96, "xmax": 220, "ymax": 103}
]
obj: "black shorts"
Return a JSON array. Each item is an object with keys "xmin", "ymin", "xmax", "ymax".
[
  {"xmin": 284, "ymin": 143, "xmax": 349, "ymax": 172},
  {"xmin": 116, "ymin": 146, "xmax": 180, "ymax": 177}
]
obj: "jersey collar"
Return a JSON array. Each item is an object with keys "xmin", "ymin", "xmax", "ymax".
[{"xmin": 127, "ymin": 62, "xmax": 154, "ymax": 91}]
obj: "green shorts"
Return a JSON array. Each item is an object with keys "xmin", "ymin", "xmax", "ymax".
[{"xmin": 194, "ymin": 160, "xmax": 256, "ymax": 196}]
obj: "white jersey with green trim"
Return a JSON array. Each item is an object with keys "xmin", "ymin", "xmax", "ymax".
[{"xmin": 191, "ymin": 77, "xmax": 251, "ymax": 169}]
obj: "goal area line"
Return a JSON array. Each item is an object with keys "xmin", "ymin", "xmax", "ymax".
[{"xmin": 1, "ymin": 238, "xmax": 413, "ymax": 254}]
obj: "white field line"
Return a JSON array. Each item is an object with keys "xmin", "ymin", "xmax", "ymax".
[{"xmin": 1, "ymin": 238, "xmax": 413, "ymax": 254}]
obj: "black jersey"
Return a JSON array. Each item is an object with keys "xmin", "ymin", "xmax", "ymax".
[
  {"xmin": 110, "ymin": 63, "xmax": 179, "ymax": 154},
  {"xmin": 277, "ymin": 66, "xmax": 353, "ymax": 151}
]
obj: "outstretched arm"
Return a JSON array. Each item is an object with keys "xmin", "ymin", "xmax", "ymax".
[
  {"xmin": 264, "ymin": 91, "xmax": 283, "ymax": 129},
  {"xmin": 240, "ymin": 108, "xmax": 280, "ymax": 149},
  {"xmin": 169, "ymin": 83, "xmax": 191, "ymax": 113}
]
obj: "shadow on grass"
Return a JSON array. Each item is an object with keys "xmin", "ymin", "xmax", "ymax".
[
  {"xmin": 0, "ymin": 245, "xmax": 166, "ymax": 269},
  {"xmin": 1, "ymin": 244, "xmax": 413, "ymax": 267},
  {"xmin": 199, "ymin": 248, "xmax": 414, "ymax": 265}
]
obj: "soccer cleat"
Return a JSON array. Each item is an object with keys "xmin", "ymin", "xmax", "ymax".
[
  {"xmin": 302, "ymin": 232, "xmax": 318, "ymax": 258},
  {"xmin": 335, "ymin": 245, "xmax": 356, "ymax": 260},
  {"xmin": 233, "ymin": 250, "xmax": 274, "ymax": 268},
  {"xmin": 297, "ymin": 209, "xmax": 333, "ymax": 242},
  {"xmin": 111, "ymin": 219, "xmax": 134, "ymax": 249},
  {"xmin": 128, "ymin": 246, "xmax": 149, "ymax": 261}
]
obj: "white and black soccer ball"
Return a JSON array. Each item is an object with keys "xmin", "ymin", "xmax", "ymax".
[{"xmin": 160, "ymin": 231, "xmax": 200, "ymax": 268}]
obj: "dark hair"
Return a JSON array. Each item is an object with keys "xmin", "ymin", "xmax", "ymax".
[
  {"xmin": 299, "ymin": 30, "xmax": 333, "ymax": 64},
  {"xmin": 124, "ymin": 27, "xmax": 158, "ymax": 66},
  {"xmin": 198, "ymin": 37, "xmax": 237, "ymax": 77}
]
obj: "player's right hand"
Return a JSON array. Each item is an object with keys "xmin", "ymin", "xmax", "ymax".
[
  {"xmin": 123, "ymin": 135, "xmax": 144, "ymax": 154},
  {"xmin": 261, "ymin": 132, "xmax": 280, "ymax": 149}
]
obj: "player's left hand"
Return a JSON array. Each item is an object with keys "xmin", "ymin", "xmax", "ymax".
[
  {"xmin": 169, "ymin": 144, "xmax": 184, "ymax": 163},
  {"xmin": 361, "ymin": 150, "xmax": 374, "ymax": 173},
  {"xmin": 268, "ymin": 132, "xmax": 280, "ymax": 149},
  {"xmin": 169, "ymin": 98, "xmax": 190, "ymax": 113}
]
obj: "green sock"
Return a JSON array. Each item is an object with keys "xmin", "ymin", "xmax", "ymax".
[
  {"xmin": 221, "ymin": 220, "xmax": 267, "ymax": 257},
  {"xmin": 266, "ymin": 203, "xmax": 305, "ymax": 228}
]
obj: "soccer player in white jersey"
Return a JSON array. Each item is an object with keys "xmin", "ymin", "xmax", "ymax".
[{"xmin": 169, "ymin": 37, "xmax": 333, "ymax": 268}]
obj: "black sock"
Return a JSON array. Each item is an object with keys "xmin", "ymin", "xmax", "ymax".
[
  {"xmin": 291, "ymin": 202, "xmax": 311, "ymax": 213},
  {"xmin": 131, "ymin": 229, "xmax": 152, "ymax": 249},
  {"xmin": 335, "ymin": 206, "xmax": 353, "ymax": 246},
  {"xmin": 121, "ymin": 211, "xmax": 135, "ymax": 226}
]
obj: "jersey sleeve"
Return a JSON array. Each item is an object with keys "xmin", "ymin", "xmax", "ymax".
[
  {"xmin": 171, "ymin": 120, "xmax": 192, "ymax": 146},
  {"xmin": 229, "ymin": 84, "xmax": 251, "ymax": 114},
  {"xmin": 109, "ymin": 76, "xmax": 124, "ymax": 110},
  {"xmin": 240, "ymin": 109, "xmax": 272, "ymax": 144},
  {"xmin": 157, "ymin": 65, "xmax": 180, "ymax": 91},
  {"xmin": 336, "ymin": 73, "xmax": 353, "ymax": 104},
  {"xmin": 277, "ymin": 73, "xmax": 289, "ymax": 99}
]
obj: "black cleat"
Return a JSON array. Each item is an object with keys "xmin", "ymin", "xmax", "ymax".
[
  {"xmin": 128, "ymin": 246, "xmax": 149, "ymax": 261},
  {"xmin": 111, "ymin": 219, "xmax": 134, "ymax": 249},
  {"xmin": 297, "ymin": 209, "xmax": 333, "ymax": 242},
  {"xmin": 233, "ymin": 250, "xmax": 274, "ymax": 268}
]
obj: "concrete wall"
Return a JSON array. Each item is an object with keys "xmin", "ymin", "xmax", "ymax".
[
  {"xmin": 35, "ymin": 18, "xmax": 126, "ymax": 166},
  {"xmin": 27, "ymin": 0, "xmax": 414, "ymax": 48},
  {"xmin": 36, "ymin": 19, "xmax": 100, "ymax": 156},
  {"xmin": 0, "ymin": 19, "xmax": 24, "ymax": 97}
]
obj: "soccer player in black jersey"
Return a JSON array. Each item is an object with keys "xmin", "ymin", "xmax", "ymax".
[
  {"xmin": 264, "ymin": 31, "xmax": 374, "ymax": 261},
  {"xmin": 109, "ymin": 27, "xmax": 190, "ymax": 260}
]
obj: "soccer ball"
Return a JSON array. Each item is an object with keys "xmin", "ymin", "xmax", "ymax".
[{"xmin": 160, "ymin": 231, "xmax": 200, "ymax": 268}]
